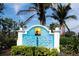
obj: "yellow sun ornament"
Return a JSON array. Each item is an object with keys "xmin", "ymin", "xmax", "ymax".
[{"xmin": 35, "ymin": 28, "xmax": 41, "ymax": 36}]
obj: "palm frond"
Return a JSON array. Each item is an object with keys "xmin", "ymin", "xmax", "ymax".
[
  {"xmin": 46, "ymin": 15, "xmax": 53, "ymax": 18},
  {"xmin": 43, "ymin": 3, "xmax": 52, "ymax": 9},
  {"xmin": 52, "ymin": 13, "xmax": 60, "ymax": 19},
  {"xmin": 29, "ymin": 7, "xmax": 38, "ymax": 10},
  {"xmin": 0, "ymin": 3, "xmax": 4, "ymax": 14},
  {"xmin": 46, "ymin": 15, "xmax": 59, "ymax": 20},
  {"xmin": 23, "ymin": 13, "xmax": 36, "ymax": 24},
  {"xmin": 17, "ymin": 9, "xmax": 36, "ymax": 15},
  {"xmin": 65, "ymin": 15, "xmax": 77, "ymax": 20},
  {"xmin": 52, "ymin": 15, "xmax": 59, "ymax": 20},
  {"xmin": 57, "ymin": 3, "xmax": 63, "ymax": 10},
  {"xmin": 32, "ymin": 3, "xmax": 39, "ymax": 7},
  {"xmin": 64, "ymin": 21, "xmax": 70, "ymax": 32},
  {"xmin": 65, "ymin": 3, "xmax": 71, "ymax": 11},
  {"xmin": 51, "ymin": 7, "xmax": 57, "ymax": 13}
]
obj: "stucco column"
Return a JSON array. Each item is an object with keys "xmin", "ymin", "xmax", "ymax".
[
  {"xmin": 17, "ymin": 28, "xmax": 25, "ymax": 46},
  {"xmin": 53, "ymin": 27, "xmax": 60, "ymax": 52}
]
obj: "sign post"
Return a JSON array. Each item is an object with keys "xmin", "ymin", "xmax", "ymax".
[
  {"xmin": 35, "ymin": 28, "xmax": 41, "ymax": 55},
  {"xmin": 35, "ymin": 28, "xmax": 41, "ymax": 47}
]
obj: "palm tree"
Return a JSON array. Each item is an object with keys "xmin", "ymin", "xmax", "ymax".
[
  {"xmin": 0, "ymin": 18, "xmax": 18, "ymax": 49},
  {"xmin": 48, "ymin": 3, "xmax": 77, "ymax": 35},
  {"xmin": 0, "ymin": 3, "xmax": 5, "ymax": 31},
  {"xmin": 17, "ymin": 3, "xmax": 52, "ymax": 25},
  {"xmin": 49, "ymin": 23, "xmax": 59, "ymax": 32},
  {"xmin": 0, "ymin": 18, "xmax": 18, "ymax": 34},
  {"xmin": 0, "ymin": 3, "xmax": 4, "ymax": 15}
]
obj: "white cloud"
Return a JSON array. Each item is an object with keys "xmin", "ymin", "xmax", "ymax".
[{"xmin": 13, "ymin": 3, "xmax": 21, "ymax": 13}]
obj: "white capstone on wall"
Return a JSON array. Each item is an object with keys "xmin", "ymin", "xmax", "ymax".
[
  {"xmin": 53, "ymin": 27, "xmax": 60, "ymax": 52},
  {"xmin": 17, "ymin": 28, "xmax": 24, "ymax": 46}
]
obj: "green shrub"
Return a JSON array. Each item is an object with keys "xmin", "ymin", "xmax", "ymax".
[
  {"xmin": 60, "ymin": 36, "xmax": 73, "ymax": 46},
  {"xmin": 35, "ymin": 47, "xmax": 50, "ymax": 56},
  {"xmin": 50, "ymin": 49, "xmax": 59, "ymax": 56},
  {"xmin": 11, "ymin": 46, "xmax": 58, "ymax": 56},
  {"xmin": 11, "ymin": 46, "xmax": 33, "ymax": 56},
  {"xmin": 60, "ymin": 36, "xmax": 79, "ymax": 55},
  {"xmin": 65, "ymin": 31, "xmax": 75, "ymax": 37}
]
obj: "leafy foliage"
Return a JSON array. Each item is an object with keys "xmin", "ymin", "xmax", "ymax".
[
  {"xmin": 0, "ymin": 18, "xmax": 18, "ymax": 51},
  {"xmin": 48, "ymin": 3, "xmax": 77, "ymax": 34},
  {"xmin": 49, "ymin": 23, "xmax": 59, "ymax": 32},
  {"xmin": 65, "ymin": 31, "xmax": 76, "ymax": 37},
  {"xmin": 0, "ymin": 3, "xmax": 4, "ymax": 14},
  {"xmin": 60, "ymin": 36, "xmax": 79, "ymax": 55},
  {"xmin": 11, "ymin": 46, "xmax": 59, "ymax": 56}
]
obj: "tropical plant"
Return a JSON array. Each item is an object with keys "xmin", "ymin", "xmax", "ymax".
[
  {"xmin": 65, "ymin": 31, "xmax": 76, "ymax": 37},
  {"xmin": 17, "ymin": 3, "xmax": 52, "ymax": 25},
  {"xmin": 0, "ymin": 18, "xmax": 18, "ymax": 50},
  {"xmin": 0, "ymin": 3, "xmax": 4, "ymax": 14},
  {"xmin": 60, "ymin": 36, "xmax": 79, "ymax": 55},
  {"xmin": 0, "ymin": 18, "xmax": 18, "ymax": 33},
  {"xmin": 47, "ymin": 3, "xmax": 77, "ymax": 35},
  {"xmin": 17, "ymin": 20, "xmax": 27, "ymax": 29},
  {"xmin": 11, "ymin": 46, "xmax": 58, "ymax": 56},
  {"xmin": 49, "ymin": 23, "xmax": 59, "ymax": 32}
]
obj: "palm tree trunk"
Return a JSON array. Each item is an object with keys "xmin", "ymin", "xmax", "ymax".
[
  {"xmin": 60, "ymin": 23, "xmax": 65, "ymax": 35},
  {"xmin": 38, "ymin": 3, "xmax": 46, "ymax": 25}
]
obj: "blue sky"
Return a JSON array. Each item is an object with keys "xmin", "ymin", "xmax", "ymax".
[
  {"xmin": 2, "ymin": 3, "xmax": 53, "ymax": 27},
  {"xmin": 1, "ymin": 3, "xmax": 79, "ymax": 33}
]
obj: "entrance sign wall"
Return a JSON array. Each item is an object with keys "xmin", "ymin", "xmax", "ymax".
[{"xmin": 17, "ymin": 25, "xmax": 60, "ymax": 52}]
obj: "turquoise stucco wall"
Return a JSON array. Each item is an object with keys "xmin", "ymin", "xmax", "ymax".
[{"xmin": 22, "ymin": 26, "xmax": 54, "ymax": 48}]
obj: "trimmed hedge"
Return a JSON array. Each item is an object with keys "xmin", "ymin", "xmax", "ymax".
[{"xmin": 11, "ymin": 46, "xmax": 59, "ymax": 56}]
